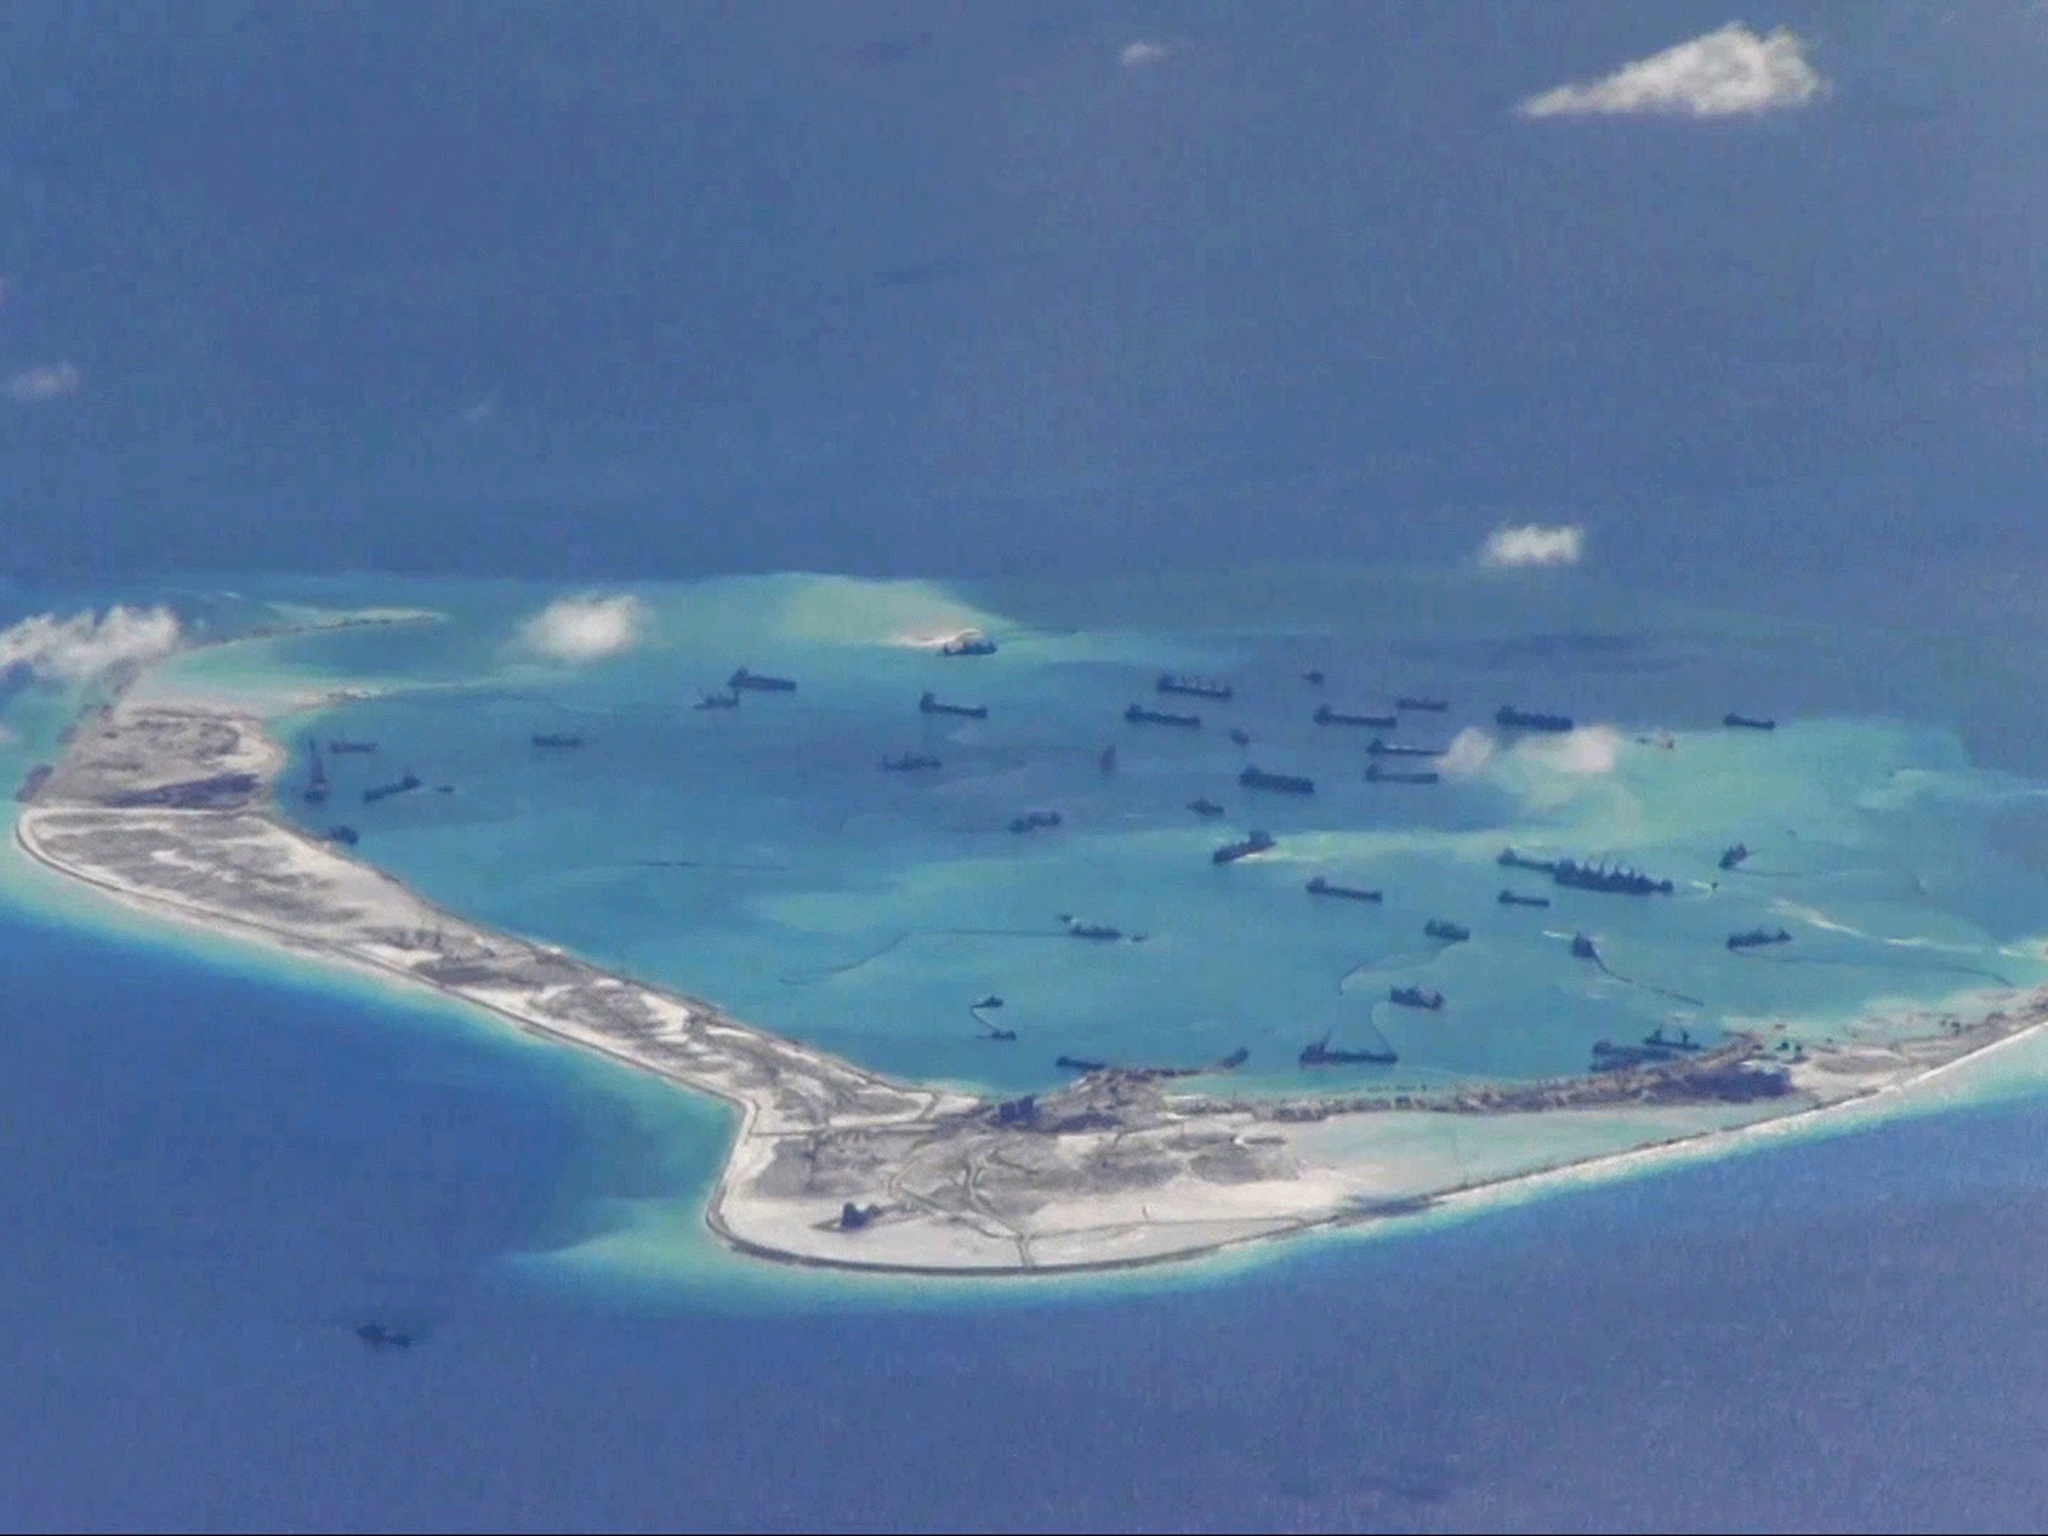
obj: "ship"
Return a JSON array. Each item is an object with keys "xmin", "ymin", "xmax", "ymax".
[
  {"xmin": 303, "ymin": 738, "xmax": 329, "ymax": 805},
  {"xmin": 1063, "ymin": 918, "xmax": 1124, "ymax": 941},
  {"xmin": 1227, "ymin": 727, "xmax": 1252, "ymax": 747},
  {"xmin": 919, "ymin": 690, "xmax": 988, "ymax": 720},
  {"xmin": 328, "ymin": 739, "xmax": 378, "ymax": 754},
  {"xmin": 1186, "ymin": 796, "xmax": 1226, "ymax": 817},
  {"xmin": 1098, "ymin": 745, "xmax": 1118, "ymax": 774},
  {"xmin": 1157, "ymin": 673, "xmax": 1233, "ymax": 701},
  {"xmin": 1724, "ymin": 713, "xmax": 1777, "ymax": 731},
  {"xmin": 694, "ymin": 688, "xmax": 740, "ymax": 710},
  {"xmin": 1397, "ymin": 696, "xmax": 1449, "ymax": 712},
  {"xmin": 1366, "ymin": 737, "xmax": 1442, "ymax": 758},
  {"xmin": 971, "ymin": 994, "xmax": 1005, "ymax": 1011},
  {"xmin": 326, "ymin": 825, "xmax": 360, "ymax": 846},
  {"xmin": 729, "ymin": 667, "xmax": 797, "ymax": 693},
  {"xmin": 1314, "ymin": 703, "xmax": 1397, "ymax": 729},
  {"xmin": 1008, "ymin": 809, "xmax": 1064, "ymax": 834},
  {"xmin": 1498, "ymin": 846, "xmax": 1559, "ymax": 873},
  {"xmin": 531, "ymin": 732, "xmax": 583, "ymax": 748},
  {"xmin": 362, "ymin": 773, "xmax": 422, "ymax": 805},
  {"xmin": 356, "ymin": 1323, "xmax": 412, "ymax": 1351},
  {"xmin": 940, "ymin": 632, "xmax": 997, "ymax": 657},
  {"xmin": 1495, "ymin": 705, "xmax": 1573, "ymax": 732},
  {"xmin": 1552, "ymin": 858, "xmax": 1674, "ymax": 896},
  {"xmin": 1299, "ymin": 1030, "xmax": 1397, "ymax": 1067},
  {"xmin": 1719, "ymin": 843, "xmax": 1750, "ymax": 871},
  {"xmin": 1239, "ymin": 764, "xmax": 1314, "ymax": 795},
  {"xmin": 1365, "ymin": 762, "xmax": 1439, "ymax": 784},
  {"xmin": 1643, "ymin": 1026, "xmax": 1702, "ymax": 1053},
  {"xmin": 979, "ymin": 1024, "xmax": 1017, "ymax": 1042},
  {"xmin": 881, "ymin": 753, "xmax": 942, "ymax": 772},
  {"xmin": 1215, "ymin": 1046, "xmax": 1251, "ymax": 1070},
  {"xmin": 1497, "ymin": 889, "xmax": 1550, "ymax": 907},
  {"xmin": 1389, "ymin": 985, "xmax": 1444, "ymax": 1010},
  {"xmin": 1125, "ymin": 703, "xmax": 1201, "ymax": 728},
  {"xmin": 1307, "ymin": 876, "xmax": 1381, "ymax": 902},
  {"xmin": 1424, "ymin": 919, "xmax": 1470, "ymax": 943},
  {"xmin": 1590, "ymin": 1039, "xmax": 1675, "ymax": 1070},
  {"xmin": 1302, "ymin": 669, "xmax": 1327, "ymax": 686},
  {"xmin": 1726, "ymin": 926, "xmax": 1792, "ymax": 950},
  {"xmin": 1213, "ymin": 829, "xmax": 1276, "ymax": 865},
  {"xmin": 1570, "ymin": 932, "xmax": 1599, "ymax": 960},
  {"xmin": 1055, "ymin": 1055, "xmax": 1108, "ymax": 1073}
]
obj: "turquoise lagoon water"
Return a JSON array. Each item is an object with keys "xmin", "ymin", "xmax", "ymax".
[{"xmin": 133, "ymin": 567, "xmax": 2048, "ymax": 1104}]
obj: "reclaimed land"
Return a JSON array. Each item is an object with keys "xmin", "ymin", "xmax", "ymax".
[{"xmin": 16, "ymin": 699, "xmax": 2048, "ymax": 1277}]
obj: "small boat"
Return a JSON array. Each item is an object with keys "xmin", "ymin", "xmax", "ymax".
[
  {"xmin": 1187, "ymin": 796, "xmax": 1226, "ymax": 817},
  {"xmin": 1424, "ymin": 919, "xmax": 1469, "ymax": 943}
]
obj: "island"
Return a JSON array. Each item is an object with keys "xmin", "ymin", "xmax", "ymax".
[{"xmin": 16, "ymin": 695, "xmax": 2048, "ymax": 1276}]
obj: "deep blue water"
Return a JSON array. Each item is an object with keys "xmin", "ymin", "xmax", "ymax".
[{"xmin": 10, "ymin": 898, "xmax": 2048, "ymax": 1532}]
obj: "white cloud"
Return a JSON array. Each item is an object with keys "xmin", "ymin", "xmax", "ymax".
[
  {"xmin": 1518, "ymin": 23, "xmax": 1826, "ymax": 120},
  {"xmin": 1478, "ymin": 523, "xmax": 1585, "ymax": 569},
  {"xmin": 1120, "ymin": 39, "xmax": 1175, "ymax": 69},
  {"xmin": 0, "ymin": 605, "xmax": 181, "ymax": 683},
  {"xmin": 1514, "ymin": 723, "xmax": 1625, "ymax": 776},
  {"xmin": 514, "ymin": 593, "xmax": 648, "ymax": 663},
  {"xmin": 6, "ymin": 361, "xmax": 81, "ymax": 404},
  {"xmin": 1439, "ymin": 726, "xmax": 1497, "ymax": 777}
]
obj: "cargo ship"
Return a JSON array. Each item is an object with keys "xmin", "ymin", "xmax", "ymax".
[
  {"xmin": 881, "ymin": 753, "xmax": 942, "ymax": 772},
  {"xmin": 1186, "ymin": 797, "xmax": 1225, "ymax": 817},
  {"xmin": 940, "ymin": 632, "xmax": 997, "ymax": 657},
  {"xmin": 1307, "ymin": 876, "xmax": 1381, "ymax": 902},
  {"xmin": 1365, "ymin": 762, "xmax": 1439, "ymax": 784},
  {"xmin": 1397, "ymin": 696, "xmax": 1448, "ymax": 712},
  {"xmin": 326, "ymin": 824, "xmax": 360, "ymax": 846},
  {"xmin": 1126, "ymin": 703, "xmax": 1201, "ymax": 728},
  {"xmin": 1055, "ymin": 1055, "xmax": 1108, "ymax": 1073},
  {"xmin": 1239, "ymin": 765, "xmax": 1314, "ymax": 795},
  {"xmin": 1424, "ymin": 919, "xmax": 1469, "ymax": 943},
  {"xmin": 1552, "ymin": 858, "xmax": 1674, "ymax": 896},
  {"xmin": 729, "ymin": 667, "xmax": 797, "ymax": 693},
  {"xmin": 1643, "ymin": 1026, "xmax": 1702, "ymax": 1053},
  {"xmin": 1314, "ymin": 703, "xmax": 1397, "ymax": 729},
  {"xmin": 1299, "ymin": 1030, "xmax": 1397, "ymax": 1067},
  {"xmin": 362, "ymin": 773, "xmax": 421, "ymax": 805},
  {"xmin": 1726, "ymin": 926, "xmax": 1792, "ymax": 950},
  {"xmin": 1495, "ymin": 705, "xmax": 1573, "ymax": 732},
  {"xmin": 694, "ymin": 688, "xmax": 740, "ymax": 710},
  {"xmin": 1213, "ymin": 829, "xmax": 1276, "ymax": 865},
  {"xmin": 1497, "ymin": 889, "xmax": 1550, "ymax": 907},
  {"xmin": 1366, "ymin": 738, "xmax": 1442, "ymax": 757},
  {"xmin": 531, "ymin": 732, "xmax": 583, "ymax": 748},
  {"xmin": 919, "ymin": 691, "xmax": 988, "ymax": 720},
  {"xmin": 1389, "ymin": 985, "xmax": 1444, "ymax": 1011},
  {"xmin": 1719, "ymin": 843, "xmax": 1750, "ymax": 871},
  {"xmin": 1009, "ymin": 809, "xmax": 1064, "ymax": 834},
  {"xmin": 1498, "ymin": 846, "xmax": 1559, "ymax": 873},
  {"xmin": 1157, "ymin": 673, "xmax": 1232, "ymax": 701},
  {"xmin": 1724, "ymin": 713, "xmax": 1776, "ymax": 731},
  {"xmin": 1063, "ymin": 918, "xmax": 1124, "ymax": 941},
  {"xmin": 329, "ymin": 739, "xmax": 378, "ymax": 754}
]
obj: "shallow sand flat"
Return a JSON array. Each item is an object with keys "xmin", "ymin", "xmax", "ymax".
[{"xmin": 18, "ymin": 695, "xmax": 2048, "ymax": 1279}]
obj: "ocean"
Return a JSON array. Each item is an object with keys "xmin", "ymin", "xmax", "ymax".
[{"xmin": 6, "ymin": 565, "xmax": 2048, "ymax": 1531}]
